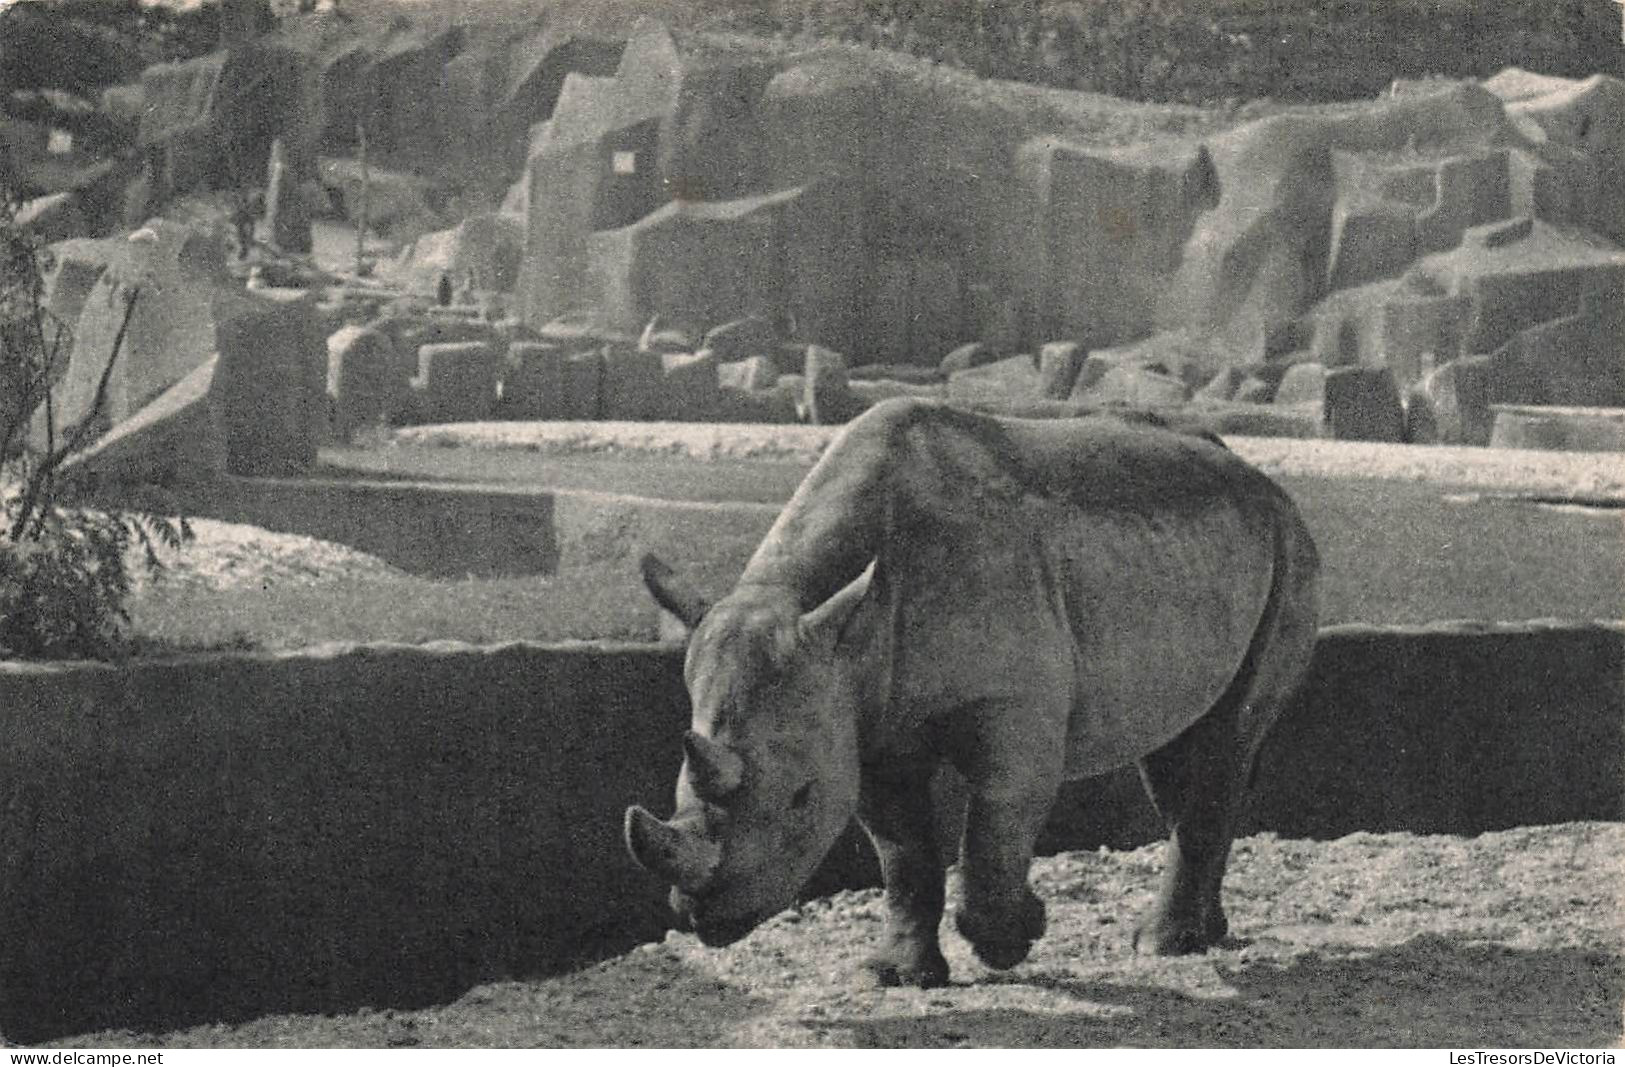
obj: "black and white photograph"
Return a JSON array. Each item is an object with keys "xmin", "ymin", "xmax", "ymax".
[{"xmin": 0, "ymin": 0, "xmax": 1621, "ymax": 1051}]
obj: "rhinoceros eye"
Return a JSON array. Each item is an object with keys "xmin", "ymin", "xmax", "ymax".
[{"xmin": 789, "ymin": 781, "xmax": 814, "ymax": 810}]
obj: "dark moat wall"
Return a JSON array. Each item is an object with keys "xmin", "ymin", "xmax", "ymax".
[{"xmin": 0, "ymin": 622, "xmax": 1620, "ymax": 1042}]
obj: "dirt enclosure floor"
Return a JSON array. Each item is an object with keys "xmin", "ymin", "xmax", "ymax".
[{"xmin": 76, "ymin": 821, "xmax": 1624, "ymax": 1049}]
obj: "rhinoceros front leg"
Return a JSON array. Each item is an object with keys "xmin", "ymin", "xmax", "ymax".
[
  {"xmin": 951, "ymin": 699, "xmax": 1066, "ymax": 970},
  {"xmin": 856, "ymin": 756, "xmax": 949, "ymax": 988}
]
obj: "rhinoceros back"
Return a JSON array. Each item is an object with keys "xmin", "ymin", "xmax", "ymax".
[{"xmin": 875, "ymin": 408, "xmax": 1288, "ymax": 777}]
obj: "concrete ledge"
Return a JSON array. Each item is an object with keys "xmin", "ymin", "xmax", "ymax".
[
  {"xmin": 1, "ymin": 622, "xmax": 1620, "ymax": 1041},
  {"xmin": 93, "ymin": 478, "xmax": 780, "ymax": 583},
  {"xmin": 98, "ymin": 476, "xmax": 560, "ymax": 578},
  {"xmin": 390, "ymin": 420, "xmax": 1625, "ymax": 496}
]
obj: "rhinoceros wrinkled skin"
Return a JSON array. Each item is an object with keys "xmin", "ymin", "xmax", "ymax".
[{"xmin": 626, "ymin": 398, "xmax": 1320, "ymax": 987}]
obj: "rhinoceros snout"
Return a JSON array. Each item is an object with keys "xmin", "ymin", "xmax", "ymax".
[{"xmin": 671, "ymin": 888, "xmax": 769, "ymax": 947}]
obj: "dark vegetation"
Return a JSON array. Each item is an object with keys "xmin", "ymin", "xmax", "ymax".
[
  {"xmin": 4, "ymin": 0, "xmax": 1619, "ymax": 113},
  {"xmin": 0, "ymin": 192, "xmax": 190, "ymax": 660},
  {"xmin": 704, "ymin": 0, "xmax": 1624, "ymax": 104},
  {"xmin": 0, "ymin": 0, "xmax": 221, "ymax": 99}
]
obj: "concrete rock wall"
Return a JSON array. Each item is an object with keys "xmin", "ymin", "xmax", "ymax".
[
  {"xmin": 506, "ymin": 34, "xmax": 1625, "ymax": 424},
  {"xmin": 0, "ymin": 623, "xmax": 1619, "ymax": 1042}
]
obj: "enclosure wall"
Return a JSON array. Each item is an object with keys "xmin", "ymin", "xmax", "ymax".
[{"xmin": 1, "ymin": 623, "xmax": 1618, "ymax": 1041}]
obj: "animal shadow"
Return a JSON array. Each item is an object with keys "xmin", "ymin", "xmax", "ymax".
[{"xmin": 802, "ymin": 934, "xmax": 1623, "ymax": 1048}]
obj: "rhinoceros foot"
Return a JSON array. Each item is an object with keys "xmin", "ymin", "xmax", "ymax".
[
  {"xmin": 861, "ymin": 937, "xmax": 950, "ymax": 988},
  {"xmin": 1132, "ymin": 905, "xmax": 1227, "ymax": 956},
  {"xmin": 955, "ymin": 888, "xmax": 1047, "ymax": 970}
]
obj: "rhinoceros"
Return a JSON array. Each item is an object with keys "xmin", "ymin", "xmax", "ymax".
[{"xmin": 625, "ymin": 398, "xmax": 1319, "ymax": 986}]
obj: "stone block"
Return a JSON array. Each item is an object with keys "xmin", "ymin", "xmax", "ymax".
[
  {"xmin": 801, "ymin": 344, "xmax": 855, "ymax": 425},
  {"xmin": 848, "ymin": 379, "xmax": 945, "ymax": 408},
  {"xmin": 264, "ymin": 137, "xmax": 312, "ymax": 255},
  {"xmin": 1084, "ymin": 365, "xmax": 1192, "ymax": 407},
  {"xmin": 658, "ymin": 350, "xmax": 720, "ymax": 421},
  {"xmin": 1233, "ymin": 375, "xmax": 1278, "ymax": 405},
  {"xmin": 1192, "ymin": 402, "xmax": 1324, "ymax": 440},
  {"xmin": 1195, "ymin": 366, "xmax": 1246, "ymax": 403},
  {"xmin": 563, "ymin": 350, "xmax": 604, "ymax": 419},
  {"xmin": 68, "ymin": 288, "xmax": 326, "ymax": 482},
  {"xmin": 1488, "ymin": 294, "xmax": 1625, "ymax": 408},
  {"xmin": 327, "ymin": 326, "xmax": 404, "ymax": 441},
  {"xmin": 848, "ymin": 363, "xmax": 946, "ymax": 386},
  {"xmin": 938, "ymin": 342, "xmax": 992, "ymax": 375},
  {"xmin": 1377, "ymin": 291, "xmax": 1473, "ymax": 389},
  {"xmin": 639, "ymin": 320, "xmax": 695, "ymax": 354},
  {"xmin": 58, "ymin": 358, "xmax": 224, "ymax": 487},
  {"xmin": 501, "ymin": 342, "xmax": 569, "ymax": 419},
  {"xmin": 1489, "ymin": 404, "xmax": 1625, "ymax": 452},
  {"xmin": 1323, "ymin": 366, "xmax": 1404, "ymax": 442},
  {"xmin": 416, "ymin": 342, "xmax": 497, "ymax": 424},
  {"xmin": 1404, "ymin": 356, "xmax": 1492, "ymax": 446},
  {"xmin": 601, "ymin": 344, "xmax": 663, "ymax": 420},
  {"xmin": 213, "ymin": 288, "xmax": 325, "ymax": 476},
  {"xmin": 538, "ymin": 315, "xmax": 631, "ymax": 350},
  {"xmin": 1068, "ymin": 353, "xmax": 1116, "ymax": 399},
  {"xmin": 1327, "ymin": 198, "xmax": 1417, "ymax": 291},
  {"xmin": 717, "ymin": 356, "xmax": 779, "ymax": 392},
  {"xmin": 399, "ymin": 317, "xmax": 499, "ymax": 357},
  {"xmin": 1037, "ymin": 341, "xmax": 1086, "ymax": 400},
  {"xmin": 1274, "ymin": 363, "xmax": 1329, "ymax": 407},
  {"xmin": 1466, "ymin": 215, "xmax": 1533, "ymax": 250},
  {"xmin": 947, "ymin": 355, "xmax": 1042, "ymax": 408},
  {"xmin": 703, "ymin": 316, "xmax": 783, "ymax": 364},
  {"xmin": 714, "ymin": 385, "xmax": 798, "ymax": 424}
]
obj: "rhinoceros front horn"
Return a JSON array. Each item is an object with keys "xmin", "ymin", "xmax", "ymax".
[
  {"xmin": 624, "ymin": 806, "xmax": 720, "ymax": 893},
  {"xmin": 683, "ymin": 730, "xmax": 744, "ymax": 802}
]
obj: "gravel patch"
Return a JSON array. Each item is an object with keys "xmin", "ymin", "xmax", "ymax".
[{"xmin": 74, "ymin": 821, "xmax": 1625, "ymax": 1049}]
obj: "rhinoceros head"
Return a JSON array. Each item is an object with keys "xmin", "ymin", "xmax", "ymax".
[{"xmin": 625, "ymin": 554, "xmax": 871, "ymax": 947}]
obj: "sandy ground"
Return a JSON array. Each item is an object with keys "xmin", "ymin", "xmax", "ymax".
[
  {"xmin": 78, "ymin": 821, "xmax": 1623, "ymax": 1049},
  {"xmin": 394, "ymin": 422, "xmax": 1625, "ymax": 498}
]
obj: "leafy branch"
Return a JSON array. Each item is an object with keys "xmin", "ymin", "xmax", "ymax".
[{"xmin": 0, "ymin": 190, "xmax": 192, "ymax": 660}]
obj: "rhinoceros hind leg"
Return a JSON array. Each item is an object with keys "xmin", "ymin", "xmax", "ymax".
[
  {"xmin": 1134, "ymin": 688, "xmax": 1246, "ymax": 956},
  {"xmin": 857, "ymin": 756, "xmax": 949, "ymax": 988}
]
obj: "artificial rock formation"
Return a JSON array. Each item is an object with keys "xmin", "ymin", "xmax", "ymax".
[
  {"xmin": 506, "ymin": 29, "xmax": 1625, "ymax": 423},
  {"xmin": 40, "ymin": 222, "xmax": 324, "ymax": 479}
]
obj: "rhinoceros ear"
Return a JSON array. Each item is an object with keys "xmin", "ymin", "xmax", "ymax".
[
  {"xmin": 641, "ymin": 553, "xmax": 710, "ymax": 630},
  {"xmin": 799, "ymin": 562, "xmax": 874, "ymax": 644}
]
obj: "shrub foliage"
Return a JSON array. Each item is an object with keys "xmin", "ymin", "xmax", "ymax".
[{"xmin": 0, "ymin": 191, "xmax": 191, "ymax": 661}]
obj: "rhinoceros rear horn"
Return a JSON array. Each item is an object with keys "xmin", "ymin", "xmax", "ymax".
[
  {"xmin": 799, "ymin": 562, "xmax": 875, "ymax": 643},
  {"xmin": 684, "ymin": 730, "xmax": 745, "ymax": 802},
  {"xmin": 624, "ymin": 805, "xmax": 720, "ymax": 893},
  {"xmin": 640, "ymin": 553, "xmax": 710, "ymax": 630}
]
